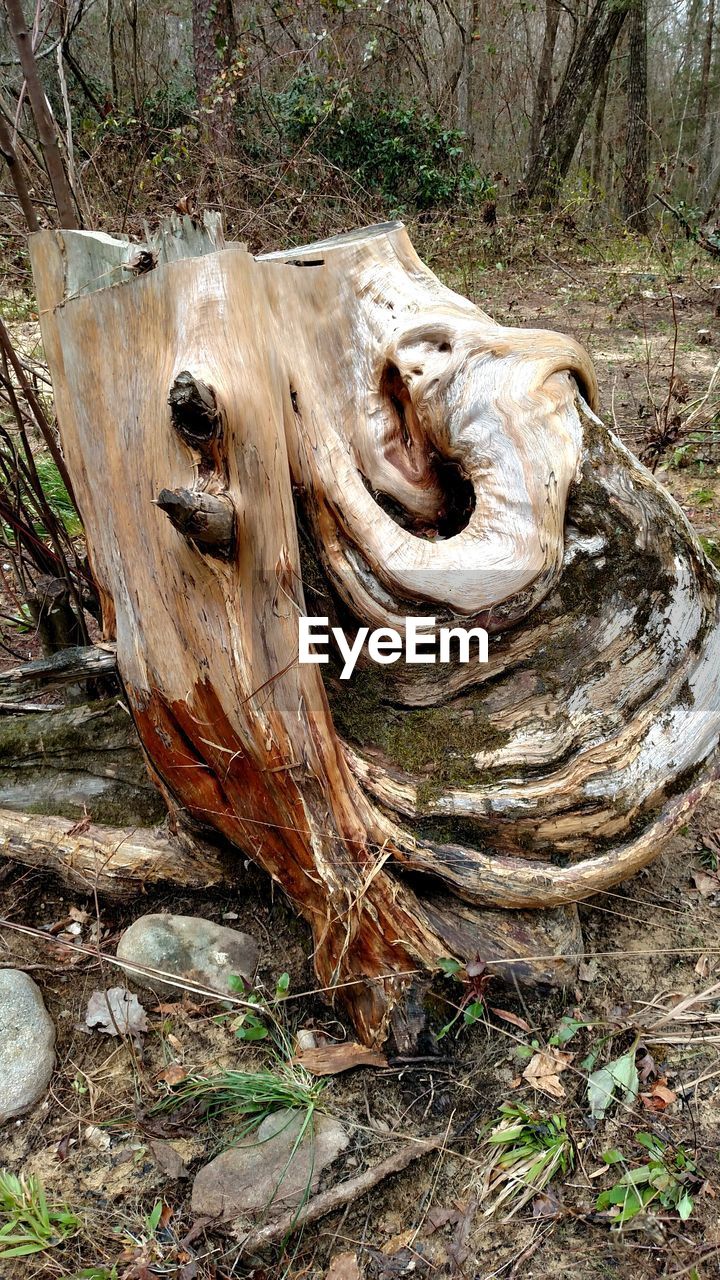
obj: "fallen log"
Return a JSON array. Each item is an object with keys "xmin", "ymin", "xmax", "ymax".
[
  {"xmin": 0, "ymin": 644, "xmax": 117, "ymax": 692},
  {"xmin": 0, "ymin": 807, "xmax": 227, "ymax": 897},
  {"xmin": 0, "ymin": 698, "xmax": 165, "ymax": 826},
  {"xmin": 26, "ymin": 218, "xmax": 720, "ymax": 1045}
]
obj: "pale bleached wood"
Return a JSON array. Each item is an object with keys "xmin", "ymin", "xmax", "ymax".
[{"xmin": 0, "ymin": 808, "xmax": 226, "ymax": 896}]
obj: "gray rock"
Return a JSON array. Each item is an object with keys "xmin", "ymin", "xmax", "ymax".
[
  {"xmin": 116, "ymin": 913, "xmax": 259, "ymax": 998},
  {"xmin": 0, "ymin": 970, "xmax": 55, "ymax": 1124},
  {"xmin": 191, "ymin": 1108, "xmax": 349, "ymax": 1221}
]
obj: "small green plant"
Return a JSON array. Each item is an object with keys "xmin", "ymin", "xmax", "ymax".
[
  {"xmin": 700, "ymin": 535, "xmax": 720, "ymax": 569},
  {"xmin": 435, "ymin": 956, "xmax": 490, "ymax": 1040},
  {"xmin": 144, "ymin": 1199, "xmax": 163, "ymax": 1235},
  {"xmin": 1, "ymin": 452, "xmax": 83, "ymax": 546},
  {"xmin": 0, "ymin": 1170, "xmax": 79, "ymax": 1259},
  {"xmin": 481, "ymin": 1102, "xmax": 575, "ymax": 1217},
  {"xmin": 596, "ymin": 1133, "xmax": 700, "ymax": 1225},
  {"xmin": 227, "ymin": 970, "xmax": 292, "ymax": 1041},
  {"xmin": 587, "ymin": 1041, "xmax": 639, "ymax": 1120},
  {"xmin": 667, "ymin": 429, "xmax": 720, "ymax": 471},
  {"xmin": 68, "ymin": 1268, "xmax": 119, "ymax": 1280},
  {"xmin": 699, "ymin": 841, "xmax": 719, "ymax": 871},
  {"xmin": 549, "ymin": 1015, "xmax": 588, "ymax": 1047},
  {"xmin": 34, "ymin": 454, "xmax": 83, "ymax": 537}
]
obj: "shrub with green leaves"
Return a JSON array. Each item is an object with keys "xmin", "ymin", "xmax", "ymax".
[{"xmin": 267, "ymin": 74, "xmax": 493, "ymax": 211}]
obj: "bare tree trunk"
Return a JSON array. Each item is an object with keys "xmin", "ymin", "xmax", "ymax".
[
  {"xmin": 0, "ymin": 111, "xmax": 38, "ymax": 230},
  {"xmin": 3, "ymin": 0, "xmax": 79, "ymax": 229},
  {"xmin": 697, "ymin": 0, "xmax": 717, "ymax": 176},
  {"xmin": 27, "ymin": 219, "xmax": 720, "ymax": 1045},
  {"xmin": 192, "ymin": 0, "xmax": 238, "ymax": 153},
  {"xmin": 591, "ymin": 58, "xmax": 610, "ymax": 188},
  {"xmin": 527, "ymin": 0, "xmax": 562, "ymax": 171},
  {"xmin": 698, "ymin": 0, "xmax": 716, "ymax": 134},
  {"xmin": 106, "ymin": 0, "xmax": 118, "ymax": 107},
  {"xmin": 128, "ymin": 0, "xmax": 141, "ymax": 118},
  {"xmin": 523, "ymin": 0, "xmax": 630, "ymax": 204},
  {"xmin": 622, "ymin": 0, "xmax": 649, "ymax": 230}
]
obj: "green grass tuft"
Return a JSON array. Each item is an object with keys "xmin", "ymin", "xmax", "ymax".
[
  {"xmin": 0, "ymin": 1169, "xmax": 79, "ymax": 1259},
  {"xmin": 151, "ymin": 1059, "xmax": 324, "ymax": 1133}
]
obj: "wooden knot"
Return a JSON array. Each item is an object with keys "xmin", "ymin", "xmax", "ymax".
[
  {"xmin": 155, "ymin": 487, "xmax": 234, "ymax": 558},
  {"xmin": 168, "ymin": 372, "xmax": 219, "ymax": 448}
]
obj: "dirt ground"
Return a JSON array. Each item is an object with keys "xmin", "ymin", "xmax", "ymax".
[{"xmin": 3, "ymin": 222, "xmax": 720, "ymax": 1279}]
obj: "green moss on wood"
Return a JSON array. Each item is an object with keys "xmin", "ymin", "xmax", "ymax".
[{"xmin": 328, "ymin": 664, "xmax": 510, "ymax": 803}]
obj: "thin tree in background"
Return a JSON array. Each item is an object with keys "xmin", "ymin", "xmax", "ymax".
[
  {"xmin": 527, "ymin": 0, "xmax": 562, "ymax": 171},
  {"xmin": 0, "ymin": 111, "xmax": 38, "ymax": 230},
  {"xmin": 623, "ymin": 0, "xmax": 649, "ymax": 230},
  {"xmin": 523, "ymin": 0, "xmax": 631, "ymax": 204},
  {"xmin": 106, "ymin": 0, "xmax": 118, "ymax": 107},
  {"xmin": 591, "ymin": 59, "xmax": 611, "ymax": 189},
  {"xmin": 697, "ymin": 0, "xmax": 717, "ymax": 175},
  {"xmin": 4, "ymin": 0, "xmax": 79, "ymax": 228},
  {"xmin": 192, "ymin": 0, "xmax": 238, "ymax": 153}
]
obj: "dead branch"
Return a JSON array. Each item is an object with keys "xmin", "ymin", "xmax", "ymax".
[{"xmin": 235, "ymin": 1134, "xmax": 448, "ymax": 1255}]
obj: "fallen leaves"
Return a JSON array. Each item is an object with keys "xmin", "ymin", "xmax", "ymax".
[
  {"xmin": 84, "ymin": 1124, "xmax": 111, "ymax": 1150},
  {"xmin": 522, "ymin": 1048, "xmax": 572, "ymax": 1099},
  {"xmin": 640, "ymin": 1081, "xmax": 677, "ymax": 1111},
  {"xmin": 85, "ymin": 987, "xmax": 148, "ymax": 1041},
  {"xmin": 692, "ymin": 868, "xmax": 720, "ymax": 898},
  {"xmin": 156, "ymin": 1062, "xmax": 188, "ymax": 1087},
  {"xmin": 148, "ymin": 1138, "xmax": 189, "ymax": 1180},
  {"xmin": 490, "ymin": 1008, "xmax": 531, "ymax": 1033},
  {"xmin": 325, "ymin": 1253, "xmax": 363, "ymax": 1280},
  {"xmin": 422, "ymin": 1199, "xmax": 478, "ymax": 1270},
  {"xmin": 695, "ymin": 953, "xmax": 716, "ymax": 978},
  {"xmin": 532, "ymin": 1187, "xmax": 564, "ymax": 1219}
]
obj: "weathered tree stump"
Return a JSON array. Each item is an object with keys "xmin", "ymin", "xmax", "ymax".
[{"xmin": 25, "ymin": 219, "xmax": 720, "ymax": 1045}]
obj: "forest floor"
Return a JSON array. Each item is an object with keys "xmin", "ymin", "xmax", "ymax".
[{"xmin": 2, "ymin": 219, "xmax": 720, "ymax": 1279}]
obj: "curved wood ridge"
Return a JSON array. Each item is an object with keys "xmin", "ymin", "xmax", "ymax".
[{"xmin": 27, "ymin": 221, "xmax": 720, "ymax": 1043}]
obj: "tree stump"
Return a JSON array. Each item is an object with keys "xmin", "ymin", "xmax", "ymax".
[{"xmin": 27, "ymin": 219, "xmax": 720, "ymax": 1045}]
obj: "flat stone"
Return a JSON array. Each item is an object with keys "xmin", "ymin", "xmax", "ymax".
[
  {"xmin": 0, "ymin": 970, "xmax": 55, "ymax": 1124},
  {"xmin": 116, "ymin": 913, "xmax": 259, "ymax": 998},
  {"xmin": 191, "ymin": 1108, "xmax": 349, "ymax": 1221}
]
